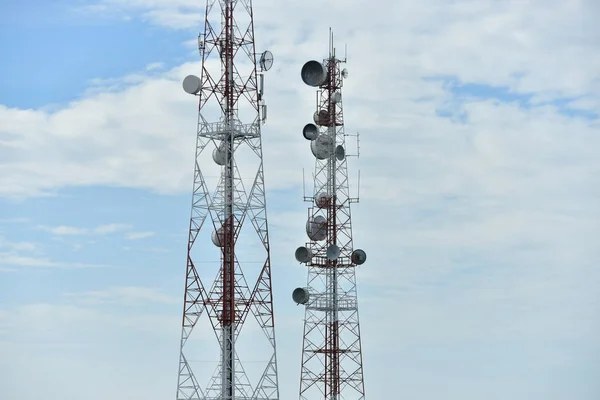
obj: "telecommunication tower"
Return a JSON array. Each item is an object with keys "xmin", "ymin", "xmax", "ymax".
[
  {"xmin": 292, "ymin": 30, "xmax": 368, "ymax": 400},
  {"xmin": 176, "ymin": 1, "xmax": 278, "ymax": 399}
]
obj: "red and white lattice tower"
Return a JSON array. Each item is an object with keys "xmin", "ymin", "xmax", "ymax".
[
  {"xmin": 292, "ymin": 30, "xmax": 368, "ymax": 400},
  {"xmin": 177, "ymin": 1, "xmax": 278, "ymax": 399}
]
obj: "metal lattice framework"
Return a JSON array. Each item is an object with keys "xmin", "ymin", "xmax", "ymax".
[
  {"xmin": 176, "ymin": 1, "xmax": 278, "ymax": 399},
  {"xmin": 293, "ymin": 31, "xmax": 367, "ymax": 400}
]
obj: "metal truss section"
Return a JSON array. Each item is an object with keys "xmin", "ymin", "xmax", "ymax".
[
  {"xmin": 199, "ymin": 121, "xmax": 261, "ymax": 140},
  {"xmin": 293, "ymin": 30, "xmax": 367, "ymax": 400},
  {"xmin": 176, "ymin": 1, "xmax": 279, "ymax": 400}
]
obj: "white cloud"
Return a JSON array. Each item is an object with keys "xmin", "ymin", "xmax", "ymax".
[
  {"xmin": 1, "ymin": 1, "xmax": 597, "ymax": 199},
  {"xmin": 0, "ymin": 236, "xmax": 36, "ymax": 252},
  {"xmin": 77, "ymin": 0, "xmax": 203, "ymax": 29},
  {"xmin": 144, "ymin": 62, "xmax": 165, "ymax": 71},
  {"xmin": 0, "ymin": 252, "xmax": 108, "ymax": 269},
  {"xmin": 0, "ymin": 302, "xmax": 182, "ymax": 400},
  {"xmin": 62, "ymin": 286, "xmax": 179, "ymax": 305},
  {"xmin": 123, "ymin": 245, "xmax": 170, "ymax": 252},
  {"xmin": 94, "ymin": 223, "xmax": 131, "ymax": 234},
  {"xmin": 125, "ymin": 231, "xmax": 155, "ymax": 240},
  {"xmin": 37, "ymin": 223, "xmax": 132, "ymax": 236},
  {"xmin": 0, "ymin": 253, "xmax": 61, "ymax": 267},
  {"xmin": 0, "ymin": 217, "xmax": 29, "ymax": 223},
  {"xmin": 38, "ymin": 225, "xmax": 88, "ymax": 235}
]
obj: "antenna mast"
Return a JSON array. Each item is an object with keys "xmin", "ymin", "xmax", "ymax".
[
  {"xmin": 177, "ymin": 0, "xmax": 278, "ymax": 399},
  {"xmin": 293, "ymin": 30, "xmax": 368, "ymax": 400}
]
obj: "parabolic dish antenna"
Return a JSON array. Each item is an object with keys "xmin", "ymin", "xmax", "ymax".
[
  {"xmin": 182, "ymin": 75, "xmax": 201, "ymax": 95},
  {"xmin": 314, "ymin": 192, "xmax": 330, "ymax": 208},
  {"xmin": 212, "ymin": 142, "xmax": 226, "ymax": 165},
  {"xmin": 341, "ymin": 68, "xmax": 348, "ymax": 79},
  {"xmin": 313, "ymin": 109, "xmax": 329, "ymax": 126},
  {"xmin": 326, "ymin": 244, "xmax": 340, "ymax": 261},
  {"xmin": 335, "ymin": 145, "xmax": 345, "ymax": 161},
  {"xmin": 292, "ymin": 287, "xmax": 310, "ymax": 305},
  {"xmin": 301, "ymin": 60, "xmax": 327, "ymax": 87},
  {"xmin": 306, "ymin": 215, "xmax": 327, "ymax": 241},
  {"xmin": 295, "ymin": 246, "xmax": 313, "ymax": 263},
  {"xmin": 259, "ymin": 50, "xmax": 274, "ymax": 71},
  {"xmin": 351, "ymin": 249, "xmax": 367, "ymax": 265},
  {"xmin": 303, "ymin": 124, "xmax": 319, "ymax": 140},
  {"xmin": 332, "ymin": 92, "xmax": 342, "ymax": 103},
  {"xmin": 211, "ymin": 227, "xmax": 224, "ymax": 247},
  {"xmin": 311, "ymin": 134, "xmax": 333, "ymax": 160}
]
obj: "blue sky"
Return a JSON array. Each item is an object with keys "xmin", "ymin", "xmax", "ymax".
[
  {"xmin": 1, "ymin": 0, "xmax": 599, "ymax": 399},
  {"xmin": 0, "ymin": 187, "xmax": 186, "ymax": 304},
  {"xmin": 0, "ymin": 0, "xmax": 191, "ymax": 108}
]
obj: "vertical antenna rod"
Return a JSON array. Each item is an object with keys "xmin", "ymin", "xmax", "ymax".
[
  {"xmin": 294, "ymin": 29, "xmax": 368, "ymax": 400},
  {"xmin": 178, "ymin": 1, "xmax": 279, "ymax": 399}
]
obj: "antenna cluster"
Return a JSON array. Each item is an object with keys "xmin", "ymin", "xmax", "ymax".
[
  {"xmin": 292, "ymin": 30, "xmax": 368, "ymax": 400},
  {"xmin": 174, "ymin": 1, "xmax": 279, "ymax": 399},
  {"xmin": 174, "ymin": 7, "xmax": 367, "ymax": 398}
]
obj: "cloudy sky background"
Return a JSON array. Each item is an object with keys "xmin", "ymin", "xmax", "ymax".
[{"xmin": 1, "ymin": 0, "xmax": 599, "ymax": 399}]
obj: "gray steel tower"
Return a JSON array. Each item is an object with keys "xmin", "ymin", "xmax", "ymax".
[
  {"xmin": 293, "ymin": 30, "xmax": 368, "ymax": 400},
  {"xmin": 177, "ymin": 1, "xmax": 278, "ymax": 399}
]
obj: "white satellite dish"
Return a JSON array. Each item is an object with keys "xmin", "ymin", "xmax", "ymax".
[
  {"xmin": 212, "ymin": 143, "xmax": 226, "ymax": 165},
  {"xmin": 292, "ymin": 287, "xmax": 310, "ymax": 305},
  {"xmin": 182, "ymin": 75, "xmax": 201, "ymax": 95},
  {"xmin": 303, "ymin": 124, "xmax": 318, "ymax": 140},
  {"xmin": 335, "ymin": 145, "xmax": 345, "ymax": 161},
  {"xmin": 295, "ymin": 246, "xmax": 313, "ymax": 263},
  {"xmin": 314, "ymin": 192, "xmax": 330, "ymax": 208},
  {"xmin": 306, "ymin": 215, "xmax": 327, "ymax": 241},
  {"xmin": 259, "ymin": 50, "xmax": 274, "ymax": 71},
  {"xmin": 301, "ymin": 60, "xmax": 327, "ymax": 87},
  {"xmin": 341, "ymin": 68, "xmax": 348, "ymax": 79},
  {"xmin": 351, "ymin": 249, "xmax": 367, "ymax": 265},
  {"xmin": 332, "ymin": 92, "xmax": 341, "ymax": 103},
  {"xmin": 326, "ymin": 244, "xmax": 340, "ymax": 261},
  {"xmin": 211, "ymin": 227, "xmax": 224, "ymax": 247},
  {"xmin": 313, "ymin": 109, "xmax": 329, "ymax": 126},
  {"xmin": 310, "ymin": 134, "xmax": 333, "ymax": 160}
]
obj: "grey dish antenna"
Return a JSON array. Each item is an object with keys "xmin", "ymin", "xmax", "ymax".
[
  {"xmin": 301, "ymin": 60, "xmax": 327, "ymax": 87},
  {"xmin": 351, "ymin": 249, "xmax": 367, "ymax": 265},
  {"xmin": 306, "ymin": 215, "xmax": 327, "ymax": 241},
  {"xmin": 314, "ymin": 192, "xmax": 330, "ymax": 208},
  {"xmin": 326, "ymin": 244, "xmax": 340, "ymax": 261},
  {"xmin": 295, "ymin": 246, "xmax": 313, "ymax": 263},
  {"xmin": 303, "ymin": 124, "xmax": 319, "ymax": 140},
  {"xmin": 259, "ymin": 50, "xmax": 274, "ymax": 71},
  {"xmin": 313, "ymin": 109, "xmax": 329, "ymax": 126},
  {"xmin": 182, "ymin": 75, "xmax": 201, "ymax": 95},
  {"xmin": 311, "ymin": 134, "xmax": 334, "ymax": 160},
  {"xmin": 341, "ymin": 68, "xmax": 348, "ymax": 79},
  {"xmin": 212, "ymin": 142, "xmax": 226, "ymax": 165},
  {"xmin": 292, "ymin": 287, "xmax": 310, "ymax": 305},
  {"xmin": 211, "ymin": 227, "xmax": 224, "ymax": 247},
  {"xmin": 335, "ymin": 145, "xmax": 345, "ymax": 161}
]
